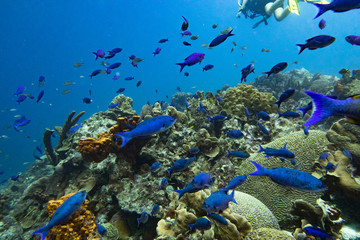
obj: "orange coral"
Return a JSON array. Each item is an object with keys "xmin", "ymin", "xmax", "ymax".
[
  {"xmin": 78, "ymin": 116, "xmax": 151, "ymax": 164},
  {"xmin": 46, "ymin": 193, "xmax": 99, "ymax": 240}
]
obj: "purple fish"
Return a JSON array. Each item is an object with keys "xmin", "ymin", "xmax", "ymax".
[
  {"xmin": 129, "ymin": 55, "xmax": 136, "ymax": 60},
  {"xmin": 209, "ymin": 29, "xmax": 234, "ymax": 47},
  {"xmin": 176, "ymin": 53, "xmax": 205, "ymax": 72},
  {"xmin": 124, "ymin": 76, "xmax": 134, "ymax": 81},
  {"xmin": 14, "ymin": 86, "xmax": 25, "ymax": 96},
  {"xmin": 241, "ymin": 64, "xmax": 255, "ymax": 83},
  {"xmin": 181, "ymin": 31, "xmax": 192, "ymax": 37},
  {"xmin": 263, "ymin": 62, "xmax": 288, "ymax": 77},
  {"xmin": 16, "ymin": 94, "xmax": 27, "ymax": 104},
  {"xmin": 313, "ymin": 0, "xmax": 360, "ymax": 19},
  {"xmin": 153, "ymin": 47, "xmax": 161, "ymax": 56},
  {"xmin": 158, "ymin": 38, "xmax": 168, "ymax": 43},
  {"xmin": 110, "ymin": 48, "xmax": 122, "ymax": 53},
  {"xmin": 304, "ymin": 91, "xmax": 360, "ymax": 126},
  {"xmin": 36, "ymin": 90, "xmax": 44, "ymax": 103},
  {"xmin": 92, "ymin": 49, "xmax": 105, "ymax": 60},
  {"xmin": 90, "ymin": 69, "xmax": 102, "ymax": 78},
  {"xmin": 319, "ymin": 19, "xmax": 326, "ymax": 29},
  {"xmin": 181, "ymin": 16, "xmax": 189, "ymax": 31},
  {"xmin": 14, "ymin": 115, "xmax": 30, "ymax": 130},
  {"xmin": 108, "ymin": 62, "xmax": 122, "ymax": 69},
  {"xmin": 113, "ymin": 75, "xmax": 119, "ymax": 80},
  {"xmin": 297, "ymin": 35, "xmax": 336, "ymax": 54},
  {"xmin": 345, "ymin": 35, "xmax": 360, "ymax": 45}
]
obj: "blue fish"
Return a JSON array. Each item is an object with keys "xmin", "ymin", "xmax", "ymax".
[
  {"xmin": 96, "ymin": 223, "xmax": 107, "ymax": 236},
  {"xmin": 68, "ymin": 124, "xmax": 82, "ymax": 134},
  {"xmin": 303, "ymin": 226, "xmax": 334, "ymax": 239},
  {"xmin": 34, "ymin": 154, "xmax": 42, "ymax": 160},
  {"xmin": 343, "ymin": 150, "xmax": 353, "ymax": 161},
  {"xmin": 36, "ymin": 146, "xmax": 43, "ymax": 154},
  {"xmin": 227, "ymin": 150, "xmax": 249, "ymax": 159},
  {"xmin": 291, "ymin": 159, "xmax": 297, "ymax": 166},
  {"xmin": 217, "ymin": 95, "xmax": 222, "ymax": 103},
  {"xmin": 189, "ymin": 147, "xmax": 200, "ymax": 155},
  {"xmin": 207, "ymin": 115, "xmax": 227, "ymax": 122},
  {"xmin": 297, "ymin": 36, "xmax": 336, "ymax": 54},
  {"xmin": 151, "ymin": 204, "xmax": 160, "ymax": 216},
  {"xmin": 83, "ymin": 97, "xmax": 92, "ymax": 104},
  {"xmin": 115, "ymin": 116, "xmax": 177, "ymax": 147},
  {"xmin": 245, "ymin": 107, "xmax": 252, "ymax": 117},
  {"xmin": 263, "ymin": 62, "xmax": 288, "ymax": 77},
  {"xmin": 304, "ymin": 91, "xmax": 360, "ymax": 126},
  {"xmin": 106, "ymin": 62, "xmax": 121, "ymax": 71},
  {"xmin": 189, "ymin": 217, "xmax": 211, "ymax": 233},
  {"xmin": 153, "ymin": 47, "xmax": 161, "ymax": 56},
  {"xmin": 32, "ymin": 191, "xmax": 87, "ymax": 240},
  {"xmin": 16, "ymin": 94, "xmax": 27, "ymax": 104},
  {"xmin": 181, "ymin": 16, "xmax": 189, "ymax": 31},
  {"xmin": 297, "ymin": 102, "xmax": 313, "ymax": 117},
  {"xmin": 249, "ymin": 161, "xmax": 327, "ymax": 191},
  {"xmin": 259, "ymin": 144, "xmax": 295, "ymax": 159},
  {"xmin": 124, "ymin": 76, "xmax": 135, "ymax": 81},
  {"xmin": 241, "ymin": 64, "xmax": 255, "ymax": 83},
  {"xmin": 38, "ymin": 76, "xmax": 45, "ymax": 86},
  {"xmin": 202, "ymin": 190, "xmax": 237, "ymax": 213},
  {"xmin": 167, "ymin": 156, "xmax": 196, "ymax": 176},
  {"xmin": 108, "ymin": 103, "xmax": 120, "ymax": 109},
  {"xmin": 181, "ymin": 31, "xmax": 192, "ymax": 37},
  {"xmin": 209, "ymin": 29, "xmax": 234, "ymax": 47},
  {"xmin": 192, "ymin": 172, "xmax": 214, "ymax": 189},
  {"xmin": 319, "ymin": 19, "xmax": 326, "ymax": 29},
  {"xmin": 322, "ymin": 162, "xmax": 339, "ymax": 174},
  {"xmin": 183, "ymin": 41, "xmax": 191, "ymax": 46},
  {"xmin": 158, "ymin": 38, "xmax": 168, "ymax": 43},
  {"xmin": 176, "ymin": 52, "xmax": 205, "ymax": 72},
  {"xmin": 278, "ymin": 111, "xmax": 300, "ymax": 118},
  {"xmin": 208, "ymin": 213, "xmax": 228, "ymax": 225},
  {"xmin": 90, "ymin": 69, "xmax": 102, "ymax": 78},
  {"xmin": 14, "ymin": 116, "xmax": 30, "ymax": 131},
  {"xmin": 220, "ymin": 175, "xmax": 247, "ymax": 192},
  {"xmin": 160, "ymin": 177, "xmax": 168, "ymax": 190},
  {"xmin": 36, "ymin": 90, "xmax": 44, "ymax": 103},
  {"xmin": 137, "ymin": 212, "xmax": 149, "ymax": 228},
  {"xmin": 319, "ymin": 152, "xmax": 329, "ymax": 161},
  {"xmin": 110, "ymin": 48, "xmax": 122, "ymax": 53},
  {"xmin": 274, "ymin": 89, "xmax": 295, "ymax": 109},
  {"xmin": 14, "ymin": 86, "xmax": 25, "ymax": 96},
  {"xmin": 11, "ymin": 175, "xmax": 20, "ymax": 182},
  {"xmin": 257, "ymin": 121, "xmax": 269, "ymax": 135},
  {"xmin": 184, "ymin": 98, "xmax": 190, "ymax": 108},
  {"xmin": 105, "ymin": 52, "xmax": 116, "ymax": 60},
  {"xmin": 313, "ymin": 0, "xmax": 360, "ymax": 19},
  {"xmin": 226, "ymin": 129, "xmax": 243, "ymax": 139},
  {"xmin": 203, "ymin": 64, "xmax": 214, "ymax": 71},
  {"xmin": 116, "ymin": 88, "xmax": 125, "ymax": 93},
  {"xmin": 257, "ymin": 111, "xmax": 270, "ymax": 121},
  {"xmin": 136, "ymin": 81, "xmax": 142, "ymax": 87},
  {"xmin": 150, "ymin": 162, "xmax": 162, "ymax": 172},
  {"xmin": 174, "ymin": 181, "xmax": 199, "ymax": 199}
]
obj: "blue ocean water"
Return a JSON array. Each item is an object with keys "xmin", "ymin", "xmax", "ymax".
[{"xmin": 0, "ymin": 0, "xmax": 359, "ymax": 181}]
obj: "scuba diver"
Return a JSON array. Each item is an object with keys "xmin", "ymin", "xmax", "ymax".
[{"xmin": 237, "ymin": 0, "xmax": 327, "ymax": 28}]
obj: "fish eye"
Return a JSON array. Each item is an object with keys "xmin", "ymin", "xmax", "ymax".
[{"xmin": 163, "ymin": 124, "xmax": 166, "ymax": 127}]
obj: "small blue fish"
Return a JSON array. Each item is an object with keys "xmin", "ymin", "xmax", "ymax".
[
  {"xmin": 220, "ymin": 175, "xmax": 247, "ymax": 192},
  {"xmin": 192, "ymin": 172, "xmax": 214, "ymax": 189},
  {"xmin": 11, "ymin": 175, "xmax": 20, "ymax": 182},
  {"xmin": 249, "ymin": 161, "xmax": 327, "ymax": 191},
  {"xmin": 202, "ymin": 190, "xmax": 237, "ymax": 213},
  {"xmin": 297, "ymin": 36, "xmax": 336, "ymax": 54},
  {"xmin": 183, "ymin": 41, "xmax": 191, "ymax": 46},
  {"xmin": 227, "ymin": 150, "xmax": 249, "ymax": 159},
  {"xmin": 137, "ymin": 212, "xmax": 149, "ymax": 228},
  {"xmin": 151, "ymin": 204, "xmax": 160, "ymax": 216},
  {"xmin": 90, "ymin": 69, "xmax": 102, "ymax": 78},
  {"xmin": 153, "ymin": 47, "xmax": 161, "ymax": 56},
  {"xmin": 36, "ymin": 90, "xmax": 44, "ymax": 103},
  {"xmin": 167, "ymin": 156, "xmax": 196, "ymax": 176},
  {"xmin": 203, "ymin": 64, "xmax": 214, "ymax": 72},
  {"xmin": 124, "ymin": 76, "xmax": 135, "ymax": 81},
  {"xmin": 115, "ymin": 116, "xmax": 177, "ymax": 148},
  {"xmin": 346, "ymin": 35, "xmax": 360, "ymax": 45},
  {"xmin": 217, "ymin": 95, "xmax": 222, "ymax": 103},
  {"xmin": 189, "ymin": 217, "xmax": 211, "ymax": 233},
  {"xmin": 34, "ymin": 154, "xmax": 42, "ymax": 160},
  {"xmin": 319, "ymin": 152, "xmax": 329, "ymax": 161},
  {"xmin": 116, "ymin": 88, "xmax": 125, "ymax": 93},
  {"xmin": 342, "ymin": 150, "xmax": 353, "ymax": 161},
  {"xmin": 92, "ymin": 49, "xmax": 105, "ymax": 60},
  {"xmin": 181, "ymin": 16, "xmax": 189, "ymax": 31},
  {"xmin": 257, "ymin": 111, "xmax": 270, "ymax": 121},
  {"xmin": 208, "ymin": 213, "xmax": 228, "ymax": 225},
  {"xmin": 32, "ymin": 191, "xmax": 87, "ymax": 240},
  {"xmin": 257, "ymin": 121, "xmax": 269, "ymax": 135},
  {"xmin": 108, "ymin": 62, "xmax": 122, "ymax": 70},
  {"xmin": 176, "ymin": 53, "xmax": 205, "ymax": 72},
  {"xmin": 274, "ymin": 89, "xmax": 295, "ymax": 109},
  {"xmin": 108, "ymin": 103, "xmax": 120, "ymax": 109},
  {"xmin": 96, "ymin": 224, "xmax": 107, "ymax": 236},
  {"xmin": 38, "ymin": 76, "xmax": 45, "ymax": 86},
  {"xmin": 291, "ymin": 159, "xmax": 297, "ymax": 166},
  {"xmin": 245, "ymin": 107, "xmax": 251, "ymax": 117},
  {"xmin": 181, "ymin": 31, "xmax": 192, "ymax": 37},
  {"xmin": 16, "ymin": 94, "xmax": 27, "ymax": 104},
  {"xmin": 184, "ymin": 98, "xmax": 190, "ymax": 108},
  {"xmin": 226, "ymin": 129, "xmax": 243, "ymax": 139},
  {"xmin": 259, "ymin": 144, "xmax": 295, "ymax": 159},
  {"xmin": 158, "ymin": 38, "xmax": 168, "ymax": 43},
  {"xmin": 322, "ymin": 162, "xmax": 339, "ymax": 174},
  {"xmin": 36, "ymin": 146, "xmax": 43, "ymax": 154},
  {"xmin": 68, "ymin": 124, "xmax": 82, "ymax": 134},
  {"xmin": 136, "ymin": 81, "xmax": 142, "ymax": 87},
  {"xmin": 304, "ymin": 126, "xmax": 310, "ymax": 136},
  {"xmin": 207, "ymin": 115, "xmax": 227, "ymax": 122},
  {"xmin": 313, "ymin": 0, "xmax": 360, "ymax": 19},
  {"xmin": 319, "ymin": 19, "xmax": 326, "ymax": 29},
  {"xmin": 14, "ymin": 116, "xmax": 30, "ymax": 131},
  {"xmin": 263, "ymin": 62, "xmax": 288, "ymax": 77},
  {"xmin": 83, "ymin": 97, "xmax": 92, "ymax": 104},
  {"xmin": 109, "ymin": 48, "xmax": 122, "ymax": 53},
  {"xmin": 189, "ymin": 147, "xmax": 200, "ymax": 155},
  {"xmin": 241, "ymin": 64, "xmax": 255, "ymax": 83},
  {"xmin": 303, "ymin": 226, "xmax": 334, "ymax": 239},
  {"xmin": 150, "ymin": 162, "xmax": 162, "ymax": 172},
  {"xmin": 160, "ymin": 177, "xmax": 168, "ymax": 190},
  {"xmin": 14, "ymin": 86, "xmax": 25, "ymax": 96},
  {"xmin": 278, "ymin": 111, "xmax": 300, "ymax": 118},
  {"xmin": 209, "ymin": 29, "xmax": 234, "ymax": 47}
]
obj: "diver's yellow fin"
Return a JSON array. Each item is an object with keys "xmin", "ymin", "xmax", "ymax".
[
  {"xmin": 347, "ymin": 117, "xmax": 360, "ymax": 125},
  {"xmin": 288, "ymin": 0, "xmax": 300, "ymax": 15},
  {"xmin": 351, "ymin": 94, "xmax": 360, "ymax": 99}
]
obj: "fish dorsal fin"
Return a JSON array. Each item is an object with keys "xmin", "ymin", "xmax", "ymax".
[{"xmin": 283, "ymin": 143, "xmax": 288, "ymax": 149}]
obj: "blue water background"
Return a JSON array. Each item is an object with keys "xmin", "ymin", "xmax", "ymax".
[{"xmin": 0, "ymin": 0, "xmax": 359, "ymax": 181}]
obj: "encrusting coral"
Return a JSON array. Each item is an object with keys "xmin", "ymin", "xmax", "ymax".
[{"xmin": 44, "ymin": 193, "xmax": 99, "ymax": 240}]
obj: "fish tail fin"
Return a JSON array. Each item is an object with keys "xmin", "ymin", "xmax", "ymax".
[
  {"xmin": 262, "ymin": 71, "xmax": 270, "ymax": 77},
  {"xmin": 176, "ymin": 63, "xmax": 185, "ymax": 72},
  {"xmin": 32, "ymin": 226, "xmax": 50, "ymax": 240},
  {"xmin": 283, "ymin": 143, "xmax": 288, "ymax": 149},
  {"xmin": 219, "ymin": 187, "xmax": 228, "ymax": 193},
  {"xmin": 296, "ymin": 106, "xmax": 307, "ymax": 117},
  {"xmin": 228, "ymin": 29, "xmax": 235, "ymax": 36},
  {"xmin": 227, "ymin": 150, "xmax": 230, "ymax": 157},
  {"xmin": 174, "ymin": 189, "xmax": 184, "ymax": 199},
  {"xmin": 137, "ymin": 218, "xmax": 141, "ymax": 228},
  {"xmin": 273, "ymin": 101, "xmax": 280, "ymax": 108},
  {"xmin": 258, "ymin": 145, "xmax": 264, "ymax": 153},
  {"xmin": 278, "ymin": 112, "xmax": 282, "ymax": 118},
  {"xmin": 114, "ymin": 132, "xmax": 132, "ymax": 148},
  {"xmin": 313, "ymin": 3, "xmax": 328, "ymax": 19},
  {"xmin": 206, "ymin": 115, "xmax": 213, "ymax": 122},
  {"xmin": 249, "ymin": 161, "xmax": 268, "ymax": 176},
  {"xmin": 304, "ymin": 91, "xmax": 336, "ymax": 126},
  {"xmin": 296, "ymin": 44, "xmax": 306, "ymax": 55},
  {"xmin": 229, "ymin": 190, "xmax": 237, "ymax": 204},
  {"xmin": 167, "ymin": 168, "xmax": 172, "ymax": 176},
  {"xmin": 189, "ymin": 224, "xmax": 196, "ymax": 233}
]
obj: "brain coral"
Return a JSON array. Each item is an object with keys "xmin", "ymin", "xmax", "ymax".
[
  {"xmin": 222, "ymin": 84, "xmax": 277, "ymax": 121},
  {"xmin": 245, "ymin": 227, "xmax": 295, "ymax": 240},
  {"xmin": 236, "ymin": 130, "xmax": 329, "ymax": 222},
  {"xmin": 229, "ymin": 191, "xmax": 280, "ymax": 230}
]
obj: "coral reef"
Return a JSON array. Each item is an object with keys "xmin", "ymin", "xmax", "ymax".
[
  {"xmin": 334, "ymin": 69, "xmax": 360, "ymax": 99},
  {"xmin": 245, "ymin": 228, "xmax": 295, "ymax": 240}
]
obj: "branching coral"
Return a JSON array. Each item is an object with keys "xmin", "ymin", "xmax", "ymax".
[{"xmin": 45, "ymin": 193, "xmax": 99, "ymax": 240}]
